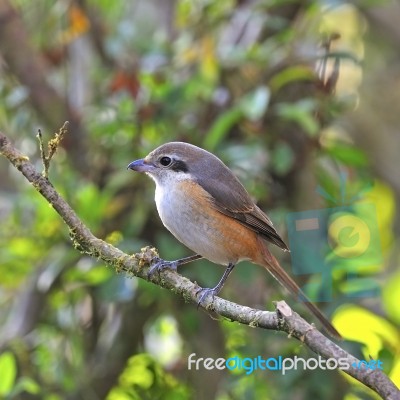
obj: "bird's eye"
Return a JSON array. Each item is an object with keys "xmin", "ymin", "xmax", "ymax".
[{"xmin": 159, "ymin": 156, "xmax": 172, "ymax": 166}]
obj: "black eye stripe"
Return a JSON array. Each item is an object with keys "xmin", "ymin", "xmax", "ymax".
[
  {"xmin": 158, "ymin": 156, "xmax": 188, "ymax": 172},
  {"xmin": 171, "ymin": 160, "xmax": 188, "ymax": 173}
]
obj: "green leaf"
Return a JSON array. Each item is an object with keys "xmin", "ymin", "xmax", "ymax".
[
  {"xmin": 325, "ymin": 143, "xmax": 368, "ymax": 166},
  {"xmin": 271, "ymin": 141, "xmax": 294, "ymax": 175},
  {"xmin": 383, "ymin": 270, "xmax": 400, "ymax": 325},
  {"xmin": 275, "ymin": 100, "xmax": 319, "ymax": 136},
  {"xmin": 239, "ymin": 86, "xmax": 270, "ymax": 121},
  {"xmin": 0, "ymin": 352, "xmax": 17, "ymax": 396},
  {"xmin": 270, "ymin": 66, "xmax": 315, "ymax": 91},
  {"xmin": 204, "ymin": 107, "xmax": 243, "ymax": 150},
  {"xmin": 14, "ymin": 377, "xmax": 41, "ymax": 395},
  {"xmin": 333, "ymin": 305, "xmax": 399, "ymax": 357},
  {"xmin": 205, "ymin": 86, "xmax": 271, "ymax": 150}
]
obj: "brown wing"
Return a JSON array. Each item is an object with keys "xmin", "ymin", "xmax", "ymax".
[
  {"xmin": 213, "ymin": 200, "xmax": 289, "ymax": 251},
  {"xmin": 195, "ymin": 168, "xmax": 289, "ymax": 251}
]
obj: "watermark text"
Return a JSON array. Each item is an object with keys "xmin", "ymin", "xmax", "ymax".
[{"xmin": 187, "ymin": 354, "xmax": 383, "ymax": 375}]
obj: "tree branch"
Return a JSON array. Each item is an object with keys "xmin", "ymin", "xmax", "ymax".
[{"xmin": 0, "ymin": 131, "xmax": 399, "ymax": 400}]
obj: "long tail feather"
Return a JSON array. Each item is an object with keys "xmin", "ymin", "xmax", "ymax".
[{"xmin": 258, "ymin": 239, "xmax": 341, "ymax": 340}]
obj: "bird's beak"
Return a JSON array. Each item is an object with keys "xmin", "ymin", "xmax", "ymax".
[{"xmin": 127, "ymin": 158, "xmax": 155, "ymax": 173}]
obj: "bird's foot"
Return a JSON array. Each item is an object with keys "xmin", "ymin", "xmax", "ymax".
[
  {"xmin": 147, "ymin": 254, "xmax": 202, "ymax": 279},
  {"xmin": 196, "ymin": 286, "xmax": 220, "ymax": 308},
  {"xmin": 147, "ymin": 257, "xmax": 178, "ymax": 278},
  {"xmin": 195, "ymin": 263, "xmax": 235, "ymax": 308}
]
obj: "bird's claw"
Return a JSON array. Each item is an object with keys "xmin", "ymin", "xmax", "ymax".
[
  {"xmin": 147, "ymin": 257, "xmax": 178, "ymax": 278},
  {"xmin": 196, "ymin": 287, "xmax": 218, "ymax": 309}
]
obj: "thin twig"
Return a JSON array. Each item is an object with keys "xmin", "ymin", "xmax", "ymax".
[
  {"xmin": 36, "ymin": 121, "xmax": 69, "ymax": 178},
  {"xmin": 0, "ymin": 130, "xmax": 399, "ymax": 400}
]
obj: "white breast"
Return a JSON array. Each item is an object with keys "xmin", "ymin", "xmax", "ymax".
[{"xmin": 153, "ymin": 177, "xmax": 233, "ymax": 265}]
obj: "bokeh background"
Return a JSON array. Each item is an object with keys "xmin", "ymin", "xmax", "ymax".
[{"xmin": 0, "ymin": 0, "xmax": 399, "ymax": 399}]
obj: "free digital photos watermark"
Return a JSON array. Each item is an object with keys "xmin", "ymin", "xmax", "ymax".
[{"xmin": 187, "ymin": 354, "xmax": 383, "ymax": 375}]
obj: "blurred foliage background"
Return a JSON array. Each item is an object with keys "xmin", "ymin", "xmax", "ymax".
[{"xmin": 0, "ymin": 0, "xmax": 399, "ymax": 399}]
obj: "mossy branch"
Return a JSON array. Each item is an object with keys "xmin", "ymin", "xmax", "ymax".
[{"xmin": 0, "ymin": 129, "xmax": 399, "ymax": 400}]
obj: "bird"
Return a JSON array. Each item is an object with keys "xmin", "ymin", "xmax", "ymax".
[{"xmin": 127, "ymin": 142, "xmax": 341, "ymax": 339}]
